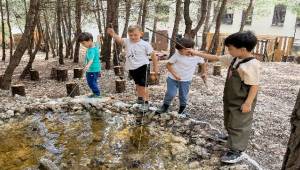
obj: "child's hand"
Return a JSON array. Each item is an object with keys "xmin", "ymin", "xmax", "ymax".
[
  {"xmin": 174, "ymin": 74, "xmax": 181, "ymax": 81},
  {"xmin": 241, "ymin": 102, "xmax": 252, "ymax": 113},
  {"xmin": 201, "ymin": 73, "xmax": 208, "ymax": 81},
  {"xmin": 107, "ymin": 28, "xmax": 115, "ymax": 37}
]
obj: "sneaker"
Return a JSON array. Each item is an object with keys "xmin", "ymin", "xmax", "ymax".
[
  {"xmin": 178, "ymin": 106, "xmax": 189, "ymax": 118},
  {"xmin": 221, "ymin": 150, "xmax": 244, "ymax": 164},
  {"xmin": 136, "ymin": 97, "xmax": 144, "ymax": 104},
  {"xmin": 155, "ymin": 104, "xmax": 169, "ymax": 115},
  {"xmin": 216, "ymin": 133, "xmax": 228, "ymax": 142},
  {"xmin": 139, "ymin": 103, "xmax": 150, "ymax": 112}
]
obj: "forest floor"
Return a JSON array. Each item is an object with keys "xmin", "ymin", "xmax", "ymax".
[{"xmin": 0, "ymin": 52, "xmax": 299, "ymax": 169}]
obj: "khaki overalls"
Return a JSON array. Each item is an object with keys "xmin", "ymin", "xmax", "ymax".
[{"xmin": 223, "ymin": 57, "xmax": 257, "ymax": 151}]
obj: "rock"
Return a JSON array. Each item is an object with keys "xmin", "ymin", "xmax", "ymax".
[
  {"xmin": 113, "ymin": 101, "xmax": 129, "ymax": 109},
  {"xmin": 6, "ymin": 110, "xmax": 14, "ymax": 118},
  {"xmin": 195, "ymin": 138, "xmax": 206, "ymax": 146},
  {"xmin": 160, "ymin": 113, "xmax": 171, "ymax": 121},
  {"xmin": 190, "ymin": 145, "xmax": 211, "ymax": 159},
  {"xmin": 0, "ymin": 120, "xmax": 3, "ymax": 125},
  {"xmin": 38, "ymin": 158, "xmax": 59, "ymax": 170},
  {"xmin": 220, "ymin": 164, "xmax": 249, "ymax": 170},
  {"xmin": 189, "ymin": 161, "xmax": 200, "ymax": 169},
  {"xmin": 170, "ymin": 142, "xmax": 189, "ymax": 160}
]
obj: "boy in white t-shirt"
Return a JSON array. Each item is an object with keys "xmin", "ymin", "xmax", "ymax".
[
  {"xmin": 107, "ymin": 25, "xmax": 159, "ymax": 112},
  {"xmin": 188, "ymin": 31, "xmax": 261, "ymax": 164},
  {"xmin": 155, "ymin": 38, "xmax": 207, "ymax": 117}
]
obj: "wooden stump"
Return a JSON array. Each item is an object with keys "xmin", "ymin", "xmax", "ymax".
[
  {"xmin": 115, "ymin": 79, "xmax": 126, "ymax": 93},
  {"xmin": 282, "ymin": 89, "xmax": 300, "ymax": 169},
  {"xmin": 56, "ymin": 68, "xmax": 68, "ymax": 82},
  {"xmin": 213, "ymin": 65, "xmax": 221, "ymax": 76},
  {"xmin": 286, "ymin": 56, "xmax": 295, "ymax": 62},
  {"xmin": 148, "ymin": 72, "xmax": 160, "ymax": 85},
  {"xmin": 114, "ymin": 66, "xmax": 124, "ymax": 77},
  {"xmin": 296, "ymin": 56, "xmax": 300, "ymax": 64},
  {"xmin": 73, "ymin": 68, "xmax": 83, "ymax": 79},
  {"xmin": 30, "ymin": 69, "xmax": 40, "ymax": 81},
  {"xmin": 11, "ymin": 84, "xmax": 26, "ymax": 96},
  {"xmin": 66, "ymin": 82, "xmax": 80, "ymax": 97},
  {"xmin": 50, "ymin": 68, "xmax": 57, "ymax": 80}
]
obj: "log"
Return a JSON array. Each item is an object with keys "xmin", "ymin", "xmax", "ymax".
[
  {"xmin": 282, "ymin": 89, "xmax": 300, "ymax": 170},
  {"xmin": 213, "ymin": 65, "xmax": 222, "ymax": 76},
  {"xmin": 30, "ymin": 69, "xmax": 40, "ymax": 81},
  {"xmin": 50, "ymin": 67, "xmax": 57, "ymax": 79},
  {"xmin": 73, "ymin": 68, "xmax": 83, "ymax": 79},
  {"xmin": 66, "ymin": 82, "xmax": 80, "ymax": 97},
  {"xmin": 113, "ymin": 66, "xmax": 124, "ymax": 77},
  {"xmin": 115, "ymin": 79, "xmax": 126, "ymax": 93},
  {"xmin": 11, "ymin": 84, "xmax": 26, "ymax": 96},
  {"xmin": 148, "ymin": 72, "xmax": 160, "ymax": 85},
  {"xmin": 56, "ymin": 68, "xmax": 68, "ymax": 82}
]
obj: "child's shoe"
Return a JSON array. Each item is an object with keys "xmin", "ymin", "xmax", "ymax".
[
  {"xmin": 178, "ymin": 106, "xmax": 189, "ymax": 118},
  {"xmin": 221, "ymin": 150, "xmax": 244, "ymax": 164},
  {"xmin": 155, "ymin": 104, "xmax": 169, "ymax": 114}
]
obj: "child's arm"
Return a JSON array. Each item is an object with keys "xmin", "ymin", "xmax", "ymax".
[
  {"xmin": 188, "ymin": 49, "xmax": 220, "ymax": 62},
  {"xmin": 241, "ymin": 85, "xmax": 259, "ymax": 113},
  {"xmin": 200, "ymin": 63, "xmax": 208, "ymax": 80},
  {"xmin": 151, "ymin": 52, "xmax": 159, "ymax": 74},
  {"xmin": 166, "ymin": 63, "xmax": 181, "ymax": 80},
  {"xmin": 107, "ymin": 28, "xmax": 124, "ymax": 45},
  {"xmin": 84, "ymin": 60, "xmax": 93, "ymax": 73}
]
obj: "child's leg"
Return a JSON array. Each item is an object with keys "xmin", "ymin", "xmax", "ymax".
[
  {"xmin": 163, "ymin": 77, "xmax": 178, "ymax": 106},
  {"xmin": 86, "ymin": 72, "xmax": 100, "ymax": 96},
  {"xmin": 178, "ymin": 81, "xmax": 191, "ymax": 110},
  {"xmin": 137, "ymin": 85, "xmax": 149, "ymax": 101}
]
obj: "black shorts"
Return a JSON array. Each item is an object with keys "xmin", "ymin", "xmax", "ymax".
[{"xmin": 129, "ymin": 64, "xmax": 150, "ymax": 87}]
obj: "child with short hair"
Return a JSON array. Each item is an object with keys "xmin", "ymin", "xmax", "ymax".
[
  {"xmin": 78, "ymin": 32, "xmax": 101, "ymax": 98},
  {"xmin": 189, "ymin": 31, "xmax": 261, "ymax": 164},
  {"xmin": 155, "ymin": 38, "xmax": 207, "ymax": 117},
  {"xmin": 107, "ymin": 25, "xmax": 159, "ymax": 112}
]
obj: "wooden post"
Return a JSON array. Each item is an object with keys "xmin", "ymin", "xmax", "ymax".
[
  {"xmin": 73, "ymin": 68, "xmax": 83, "ymax": 79},
  {"xmin": 11, "ymin": 84, "xmax": 26, "ymax": 96},
  {"xmin": 114, "ymin": 66, "xmax": 124, "ymax": 77},
  {"xmin": 30, "ymin": 69, "xmax": 40, "ymax": 81},
  {"xmin": 296, "ymin": 56, "xmax": 300, "ymax": 64},
  {"xmin": 66, "ymin": 82, "xmax": 80, "ymax": 97},
  {"xmin": 50, "ymin": 67, "xmax": 57, "ymax": 79},
  {"xmin": 115, "ymin": 79, "xmax": 126, "ymax": 93},
  {"xmin": 213, "ymin": 65, "xmax": 221, "ymax": 76},
  {"xmin": 148, "ymin": 72, "xmax": 160, "ymax": 85},
  {"xmin": 56, "ymin": 68, "xmax": 68, "ymax": 81}
]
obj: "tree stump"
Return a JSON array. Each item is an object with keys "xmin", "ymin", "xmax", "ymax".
[
  {"xmin": 73, "ymin": 68, "xmax": 83, "ymax": 79},
  {"xmin": 30, "ymin": 69, "xmax": 40, "ymax": 81},
  {"xmin": 286, "ymin": 56, "xmax": 295, "ymax": 62},
  {"xmin": 115, "ymin": 79, "xmax": 126, "ymax": 93},
  {"xmin": 56, "ymin": 68, "xmax": 68, "ymax": 82},
  {"xmin": 50, "ymin": 68, "xmax": 57, "ymax": 80},
  {"xmin": 148, "ymin": 72, "xmax": 160, "ymax": 85},
  {"xmin": 114, "ymin": 66, "xmax": 124, "ymax": 77},
  {"xmin": 282, "ymin": 89, "xmax": 300, "ymax": 169},
  {"xmin": 11, "ymin": 84, "xmax": 26, "ymax": 96},
  {"xmin": 66, "ymin": 82, "xmax": 80, "ymax": 97},
  {"xmin": 213, "ymin": 65, "xmax": 221, "ymax": 76},
  {"xmin": 296, "ymin": 56, "xmax": 300, "ymax": 64}
]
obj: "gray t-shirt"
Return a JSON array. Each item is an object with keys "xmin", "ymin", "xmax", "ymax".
[
  {"xmin": 168, "ymin": 51, "xmax": 205, "ymax": 81},
  {"xmin": 122, "ymin": 38, "xmax": 153, "ymax": 70}
]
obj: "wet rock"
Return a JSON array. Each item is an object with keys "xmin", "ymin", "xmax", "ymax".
[{"xmin": 38, "ymin": 158, "xmax": 59, "ymax": 170}]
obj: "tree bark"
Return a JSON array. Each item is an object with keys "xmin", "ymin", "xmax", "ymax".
[
  {"xmin": 209, "ymin": 0, "xmax": 227, "ymax": 54},
  {"xmin": 73, "ymin": 0, "xmax": 82, "ymax": 63},
  {"xmin": 137, "ymin": 0, "xmax": 143, "ymax": 25},
  {"xmin": 122, "ymin": 0, "xmax": 132, "ymax": 38},
  {"xmin": 5, "ymin": 0, "xmax": 12, "ymax": 58},
  {"xmin": 67, "ymin": 0, "xmax": 73, "ymax": 59},
  {"xmin": 0, "ymin": 0, "xmax": 40, "ymax": 90},
  {"xmin": 44, "ymin": 14, "xmax": 56, "ymax": 58},
  {"xmin": 102, "ymin": 0, "xmax": 119, "ymax": 69},
  {"xmin": 239, "ymin": 0, "xmax": 253, "ymax": 32},
  {"xmin": 1, "ymin": 0, "xmax": 6, "ymax": 61},
  {"xmin": 56, "ymin": 0, "xmax": 64, "ymax": 64},
  {"xmin": 169, "ymin": 0, "xmax": 182, "ymax": 57},
  {"xmin": 201, "ymin": 0, "xmax": 212, "ymax": 51},
  {"xmin": 141, "ymin": 0, "xmax": 149, "ymax": 32},
  {"xmin": 99, "ymin": 0, "xmax": 106, "ymax": 29},
  {"xmin": 282, "ymin": 89, "xmax": 300, "ymax": 170},
  {"xmin": 95, "ymin": 0, "xmax": 103, "ymax": 34}
]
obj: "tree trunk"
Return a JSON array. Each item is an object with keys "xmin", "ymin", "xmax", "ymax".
[
  {"xmin": 67, "ymin": 0, "xmax": 73, "ymax": 59},
  {"xmin": 102, "ymin": 0, "xmax": 119, "ymax": 69},
  {"xmin": 201, "ymin": 0, "xmax": 212, "ymax": 51},
  {"xmin": 239, "ymin": 0, "xmax": 253, "ymax": 32},
  {"xmin": 141, "ymin": 0, "xmax": 149, "ymax": 32},
  {"xmin": 169, "ymin": 0, "xmax": 182, "ymax": 57},
  {"xmin": 122, "ymin": 0, "xmax": 132, "ymax": 38},
  {"xmin": 282, "ymin": 89, "xmax": 300, "ymax": 170},
  {"xmin": 5, "ymin": 0, "xmax": 12, "ymax": 57},
  {"xmin": 44, "ymin": 14, "xmax": 56, "ymax": 58},
  {"xmin": 1, "ymin": 0, "xmax": 6, "ymax": 61},
  {"xmin": 151, "ymin": 15, "xmax": 158, "ymax": 44},
  {"xmin": 137, "ymin": 0, "xmax": 143, "ymax": 25},
  {"xmin": 209, "ymin": 0, "xmax": 227, "ymax": 54},
  {"xmin": 0, "ymin": 0, "xmax": 40, "ymax": 90},
  {"xmin": 20, "ymin": 18, "xmax": 42, "ymax": 80},
  {"xmin": 73, "ymin": 0, "xmax": 82, "ymax": 63},
  {"xmin": 191, "ymin": 0, "xmax": 208, "ymax": 39},
  {"xmin": 95, "ymin": 0, "xmax": 103, "ymax": 34},
  {"xmin": 56, "ymin": 0, "xmax": 64, "ymax": 64},
  {"xmin": 99, "ymin": 0, "xmax": 106, "ymax": 29}
]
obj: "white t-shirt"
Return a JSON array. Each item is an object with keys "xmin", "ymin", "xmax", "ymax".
[
  {"xmin": 168, "ymin": 52, "xmax": 205, "ymax": 81},
  {"xmin": 219, "ymin": 55, "xmax": 261, "ymax": 86},
  {"xmin": 122, "ymin": 38, "xmax": 153, "ymax": 70}
]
